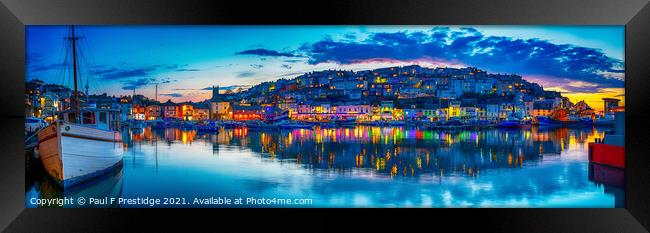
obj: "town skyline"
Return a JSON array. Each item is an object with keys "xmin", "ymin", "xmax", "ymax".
[
  {"xmin": 26, "ymin": 63, "xmax": 623, "ymax": 112},
  {"xmin": 26, "ymin": 26, "xmax": 624, "ymax": 110}
]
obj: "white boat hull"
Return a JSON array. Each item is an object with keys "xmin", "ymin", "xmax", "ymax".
[{"xmin": 38, "ymin": 122, "xmax": 124, "ymax": 188}]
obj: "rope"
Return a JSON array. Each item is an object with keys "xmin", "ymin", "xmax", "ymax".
[{"xmin": 24, "ymin": 125, "xmax": 47, "ymax": 143}]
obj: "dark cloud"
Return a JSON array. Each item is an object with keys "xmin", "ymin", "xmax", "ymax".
[
  {"xmin": 176, "ymin": 68, "xmax": 201, "ymax": 72},
  {"xmin": 281, "ymin": 64, "xmax": 292, "ymax": 69},
  {"xmin": 160, "ymin": 93, "xmax": 183, "ymax": 97},
  {"xmin": 154, "ymin": 64, "xmax": 179, "ymax": 70},
  {"xmin": 94, "ymin": 67, "xmax": 156, "ymax": 80},
  {"xmin": 298, "ymin": 27, "xmax": 624, "ymax": 88},
  {"xmin": 30, "ymin": 63, "xmax": 67, "ymax": 72},
  {"xmin": 277, "ymin": 71, "xmax": 309, "ymax": 77},
  {"xmin": 235, "ymin": 48, "xmax": 299, "ymax": 57},
  {"xmin": 121, "ymin": 78, "xmax": 153, "ymax": 90},
  {"xmin": 283, "ymin": 59, "xmax": 302, "ymax": 63},
  {"xmin": 236, "ymin": 71, "xmax": 256, "ymax": 78},
  {"xmin": 200, "ymin": 85, "xmax": 251, "ymax": 91},
  {"xmin": 250, "ymin": 64, "xmax": 264, "ymax": 69}
]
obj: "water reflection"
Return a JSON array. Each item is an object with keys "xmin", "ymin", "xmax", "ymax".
[{"xmin": 26, "ymin": 125, "xmax": 622, "ymax": 207}]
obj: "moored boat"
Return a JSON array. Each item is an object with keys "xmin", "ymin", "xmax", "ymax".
[
  {"xmin": 588, "ymin": 111, "xmax": 624, "ymax": 168},
  {"xmin": 386, "ymin": 120, "xmax": 406, "ymax": 127},
  {"xmin": 197, "ymin": 121, "xmax": 221, "ymax": 132},
  {"xmin": 36, "ymin": 26, "xmax": 124, "ymax": 188},
  {"xmin": 496, "ymin": 120, "xmax": 521, "ymax": 128},
  {"xmin": 277, "ymin": 120, "xmax": 313, "ymax": 129},
  {"xmin": 594, "ymin": 114, "xmax": 615, "ymax": 126},
  {"xmin": 38, "ymin": 109, "xmax": 124, "ymax": 188},
  {"xmin": 536, "ymin": 115, "xmax": 562, "ymax": 126}
]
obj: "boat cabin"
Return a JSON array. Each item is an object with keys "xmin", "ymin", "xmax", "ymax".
[{"xmin": 60, "ymin": 108, "xmax": 121, "ymax": 131}]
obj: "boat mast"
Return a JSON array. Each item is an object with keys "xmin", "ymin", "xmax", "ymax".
[{"xmin": 69, "ymin": 25, "xmax": 81, "ymax": 123}]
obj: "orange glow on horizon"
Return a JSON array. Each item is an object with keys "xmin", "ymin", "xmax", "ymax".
[{"xmin": 562, "ymin": 88, "xmax": 624, "ymax": 112}]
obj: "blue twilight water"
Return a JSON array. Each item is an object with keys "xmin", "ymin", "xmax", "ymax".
[{"xmin": 25, "ymin": 125, "xmax": 624, "ymax": 208}]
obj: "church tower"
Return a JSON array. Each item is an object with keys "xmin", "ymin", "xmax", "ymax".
[
  {"xmin": 209, "ymin": 85, "xmax": 231, "ymax": 120},
  {"xmin": 211, "ymin": 85, "xmax": 220, "ymax": 102}
]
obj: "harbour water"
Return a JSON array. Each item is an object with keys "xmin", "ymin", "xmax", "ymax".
[{"xmin": 26, "ymin": 125, "xmax": 624, "ymax": 208}]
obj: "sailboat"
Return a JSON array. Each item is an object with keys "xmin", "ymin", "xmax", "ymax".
[{"xmin": 37, "ymin": 26, "xmax": 124, "ymax": 188}]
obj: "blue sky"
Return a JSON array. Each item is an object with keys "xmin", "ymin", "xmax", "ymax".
[{"xmin": 26, "ymin": 25, "xmax": 624, "ymax": 105}]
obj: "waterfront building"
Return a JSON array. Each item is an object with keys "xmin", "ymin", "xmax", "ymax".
[
  {"xmin": 86, "ymin": 94, "xmax": 114, "ymax": 109},
  {"xmin": 448, "ymin": 101, "xmax": 461, "ymax": 118},
  {"xmin": 436, "ymin": 108, "xmax": 448, "ymax": 120},
  {"xmin": 297, "ymin": 103, "xmax": 312, "ymax": 115},
  {"xmin": 422, "ymin": 109, "xmax": 436, "ymax": 121},
  {"xmin": 278, "ymin": 98, "xmax": 298, "ymax": 116},
  {"xmin": 180, "ymin": 103, "xmax": 194, "ymax": 121},
  {"xmin": 532, "ymin": 100, "xmax": 555, "ymax": 118},
  {"xmin": 572, "ymin": 100, "xmax": 595, "ymax": 118},
  {"xmin": 380, "ymin": 101, "xmax": 394, "ymax": 120},
  {"xmin": 161, "ymin": 99, "xmax": 181, "ymax": 119},
  {"xmin": 132, "ymin": 104, "xmax": 146, "ymax": 120},
  {"xmin": 486, "ymin": 104, "xmax": 500, "ymax": 122},
  {"xmin": 335, "ymin": 104, "xmax": 371, "ymax": 115},
  {"xmin": 209, "ymin": 86, "xmax": 232, "ymax": 120},
  {"xmin": 499, "ymin": 102, "xmax": 517, "ymax": 120},
  {"xmin": 314, "ymin": 103, "xmax": 332, "ymax": 114},
  {"xmin": 523, "ymin": 96, "xmax": 535, "ymax": 117},
  {"xmin": 261, "ymin": 105, "xmax": 283, "ymax": 120},
  {"xmin": 192, "ymin": 102, "xmax": 210, "ymax": 121},
  {"xmin": 145, "ymin": 104, "xmax": 161, "ymax": 120},
  {"xmin": 403, "ymin": 108, "xmax": 421, "ymax": 121},
  {"xmin": 460, "ymin": 105, "xmax": 478, "ymax": 121},
  {"xmin": 117, "ymin": 97, "xmax": 133, "ymax": 121},
  {"xmin": 25, "ymin": 79, "xmax": 45, "ymax": 117},
  {"xmin": 603, "ymin": 98, "xmax": 621, "ymax": 114},
  {"xmin": 232, "ymin": 105, "xmax": 263, "ymax": 121}
]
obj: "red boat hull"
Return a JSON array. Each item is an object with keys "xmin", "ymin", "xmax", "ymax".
[{"xmin": 588, "ymin": 143, "xmax": 625, "ymax": 169}]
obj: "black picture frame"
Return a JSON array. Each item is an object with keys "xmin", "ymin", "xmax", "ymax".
[{"xmin": 0, "ymin": 0, "xmax": 649, "ymax": 232}]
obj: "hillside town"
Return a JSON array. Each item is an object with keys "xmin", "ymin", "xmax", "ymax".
[{"xmin": 25, "ymin": 65, "xmax": 623, "ymax": 128}]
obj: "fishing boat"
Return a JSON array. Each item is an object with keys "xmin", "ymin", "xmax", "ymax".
[
  {"xmin": 497, "ymin": 113, "xmax": 522, "ymax": 128},
  {"xmin": 386, "ymin": 120, "xmax": 406, "ymax": 127},
  {"xmin": 589, "ymin": 111, "xmax": 625, "ymax": 168},
  {"xmin": 594, "ymin": 114, "xmax": 616, "ymax": 126},
  {"xmin": 197, "ymin": 121, "xmax": 221, "ymax": 132},
  {"xmin": 222, "ymin": 120, "xmax": 244, "ymax": 129},
  {"xmin": 567, "ymin": 115, "xmax": 594, "ymax": 126},
  {"xmin": 579, "ymin": 116, "xmax": 594, "ymax": 125},
  {"xmin": 536, "ymin": 115, "xmax": 562, "ymax": 126},
  {"xmin": 496, "ymin": 120, "xmax": 521, "ymax": 128},
  {"xmin": 276, "ymin": 120, "xmax": 312, "ymax": 129},
  {"xmin": 37, "ymin": 25, "xmax": 124, "ymax": 188}
]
